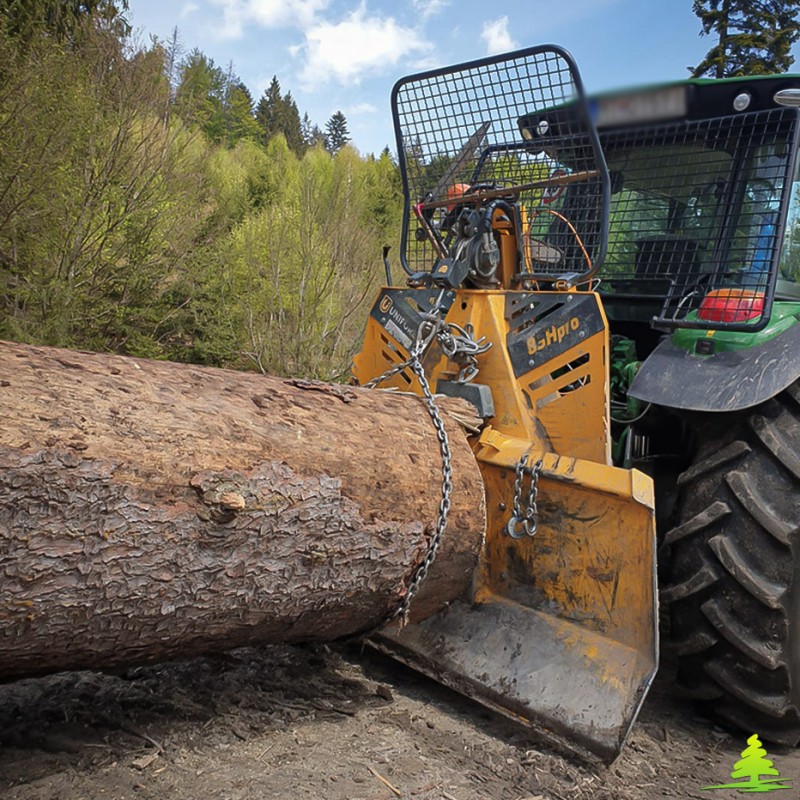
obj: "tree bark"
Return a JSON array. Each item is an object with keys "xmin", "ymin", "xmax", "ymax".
[{"xmin": 0, "ymin": 341, "xmax": 485, "ymax": 681}]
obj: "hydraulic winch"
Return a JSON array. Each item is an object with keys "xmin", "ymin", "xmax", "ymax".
[{"xmin": 352, "ymin": 45, "xmax": 657, "ymax": 761}]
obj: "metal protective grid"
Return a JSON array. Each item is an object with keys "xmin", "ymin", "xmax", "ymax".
[
  {"xmin": 392, "ymin": 47, "xmax": 607, "ymax": 281},
  {"xmin": 599, "ymin": 108, "xmax": 798, "ymax": 330}
]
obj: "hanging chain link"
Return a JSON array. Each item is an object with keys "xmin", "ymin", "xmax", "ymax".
[
  {"xmin": 397, "ymin": 355, "xmax": 453, "ymax": 622},
  {"xmin": 364, "ymin": 311, "xmax": 453, "ymax": 624},
  {"xmin": 506, "ymin": 453, "xmax": 544, "ymax": 539}
]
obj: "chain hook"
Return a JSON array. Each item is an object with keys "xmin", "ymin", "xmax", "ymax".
[
  {"xmin": 435, "ymin": 321, "xmax": 491, "ymax": 384},
  {"xmin": 506, "ymin": 453, "xmax": 544, "ymax": 538},
  {"xmin": 412, "ymin": 312, "xmax": 443, "ymax": 358}
]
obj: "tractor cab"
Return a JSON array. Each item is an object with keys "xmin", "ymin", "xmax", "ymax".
[
  {"xmin": 548, "ymin": 76, "xmax": 800, "ymax": 746},
  {"xmin": 526, "ymin": 75, "xmax": 800, "ymax": 452},
  {"xmin": 594, "ymin": 77, "xmax": 800, "ymax": 332},
  {"xmin": 519, "ymin": 76, "xmax": 800, "ymax": 336}
]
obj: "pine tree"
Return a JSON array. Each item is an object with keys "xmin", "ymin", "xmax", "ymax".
[
  {"xmin": 367, "ymin": 147, "xmax": 402, "ymax": 230},
  {"xmin": 174, "ymin": 49, "xmax": 227, "ymax": 141},
  {"xmin": 280, "ymin": 92, "xmax": 304, "ymax": 155},
  {"xmin": 225, "ymin": 81, "xmax": 260, "ymax": 145},
  {"xmin": 325, "ymin": 111, "xmax": 350, "ymax": 155},
  {"xmin": 690, "ymin": 0, "xmax": 800, "ymax": 77},
  {"xmin": 0, "ymin": 0, "xmax": 130, "ymax": 42},
  {"xmin": 302, "ymin": 113, "xmax": 325, "ymax": 150},
  {"xmin": 255, "ymin": 76, "xmax": 283, "ymax": 144},
  {"xmin": 255, "ymin": 78, "xmax": 304, "ymax": 154}
]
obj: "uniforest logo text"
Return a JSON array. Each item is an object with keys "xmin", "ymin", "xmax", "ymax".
[{"xmin": 703, "ymin": 734, "xmax": 792, "ymax": 793}]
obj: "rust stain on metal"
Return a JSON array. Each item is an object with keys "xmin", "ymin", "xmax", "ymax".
[{"xmin": 586, "ymin": 566, "xmax": 615, "ymax": 582}]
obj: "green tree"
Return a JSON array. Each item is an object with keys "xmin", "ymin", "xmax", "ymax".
[
  {"xmin": 324, "ymin": 110, "xmax": 350, "ymax": 155},
  {"xmin": 0, "ymin": 0, "xmax": 129, "ymax": 42},
  {"xmin": 365, "ymin": 148, "xmax": 403, "ymax": 232},
  {"xmin": 217, "ymin": 144, "xmax": 386, "ymax": 379},
  {"xmin": 0, "ymin": 9, "xmax": 403, "ymax": 374},
  {"xmin": 255, "ymin": 76, "xmax": 282, "ymax": 142},
  {"xmin": 280, "ymin": 91, "xmax": 304, "ymax": 154},
  {"xmin": 690, "ymin": 0, "xmax": 800, "ymax": 77},
  {"xmin": 174, "ymin": 49, "xmax": 227, "ymax": 140},
  {"xmin": 0, "ymin": 23, "xmax": 217, "ymax": 357},
  {"xmin": 174, "ymin": 52, "xmax": 258, "ymax": 147},
  {"xmin": 302, "ymin": 112, "xmax": 325, "ymax": 150},
  {"xmin": 225, "ymin": 80, "xmax": 260, "ymax": 144},
  {"xmin": 255, "ymin": 77, "xmax": 304, "ymax": 154}
]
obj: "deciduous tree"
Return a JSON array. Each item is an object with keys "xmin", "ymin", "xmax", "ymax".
[
  {"xmin": 0, "ymin": 10, "xmax": 403, "ymax": 373},
  {"xmin": 0, "ymin": 27, "xmax": 214, "ymax": 356}
]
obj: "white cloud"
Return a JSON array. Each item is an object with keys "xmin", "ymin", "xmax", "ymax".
[
  {"xmin": 211, "ymin": 0, "xmax": 329, "ymax": 39},
  {"xmin": 298, "ymin": 6, "xmax": 430, "ymax": 88},
  {"xmin": 411, "ymin": 0, "xmax": 450, "ymax": 22},
  {"xmin": 480, "ymin": 16, "xmax": 517, "ymax": 55},
  {"xmin": 180, "ymin": 1, "xmax": 199, "ymax": 18}
]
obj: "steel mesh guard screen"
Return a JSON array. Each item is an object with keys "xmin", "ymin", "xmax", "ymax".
[
  {"xmin": 599, "ymin": 107, "xmax": 799, "ymax": 331},
  {"xmin": 391, "ymin": 46, "xmax": 609, "ymax": 283}
]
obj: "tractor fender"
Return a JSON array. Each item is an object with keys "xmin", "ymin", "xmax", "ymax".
[{"xmin": 629, "ymin": 320, "xmax": 800, "ymax": 412}]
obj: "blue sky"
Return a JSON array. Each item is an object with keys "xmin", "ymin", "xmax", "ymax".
[{"xmin": 127, "ymin": 0, "xmax": 800, "ymax": 156}]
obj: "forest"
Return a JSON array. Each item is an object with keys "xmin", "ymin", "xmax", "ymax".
[
  {"xmin": 3, "ymin": 1, "xmax": 800, "ymax": 381},
  {"xmin": 0, "ymin": 1, "xmax": 404, "ymax": 381}
]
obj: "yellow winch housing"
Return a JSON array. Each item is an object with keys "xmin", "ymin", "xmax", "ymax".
[{"xmin": 352, "ymin": 285, "xmax": 657, "ymax": 761}]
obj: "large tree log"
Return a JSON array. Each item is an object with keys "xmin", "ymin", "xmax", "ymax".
[{"xmin": 0, "ymin": 341, "xmax": 485, "ymax": 681}]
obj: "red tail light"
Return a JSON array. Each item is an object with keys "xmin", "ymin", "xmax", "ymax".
[{"xmin": 697, "ymin": 289, "xmax": 764, "ymax": 323}]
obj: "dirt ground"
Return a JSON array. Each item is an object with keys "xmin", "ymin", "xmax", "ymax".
[{"xmin": 1, "ymin": 644, "xmax": 798, "ymax": 800}]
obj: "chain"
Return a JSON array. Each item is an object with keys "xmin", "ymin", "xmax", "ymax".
[
  {"xmin": 363, "ymin": 313, "xmax": 438, "ymax": 390},
  {"xmin": 399, "ymin": 356, "xmax": 453, "ymax": 621},
  {"xmin": 438, "ymin": 322, "xmax": 492, "ymax": 383},
  {"xmin": 364, "ymin": 311, "xmax": 453, "ymax": 625},
  {"xmin": 364, "ymin": 316, "xmax": 491, "ymax": 389},
  {"xmin": 506, "ymin": 453, "xmax": 544, "ymax": 538}
]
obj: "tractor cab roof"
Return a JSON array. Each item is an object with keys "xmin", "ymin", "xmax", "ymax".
[
  {"xmin": 517, "ymin": 74, "xmax": 800, "ymax": 140},
  {"xmin": 588, "ymin": 74, "xmax": 800, "ymax": 130}
]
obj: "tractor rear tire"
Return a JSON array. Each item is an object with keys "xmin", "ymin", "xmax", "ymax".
[{"xmin": 664, "ymin": 381, "xmax": 800, "ymax": 745}]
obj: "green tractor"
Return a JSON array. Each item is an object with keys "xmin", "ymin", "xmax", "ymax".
[{"xmin": 587, "ymin": 75, "xmax": 800, "ymax": 744}]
